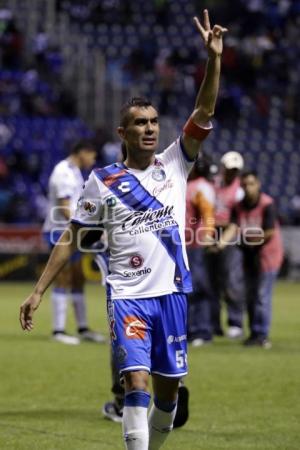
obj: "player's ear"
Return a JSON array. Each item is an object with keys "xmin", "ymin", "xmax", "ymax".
[{"xmin": 117, "ymin": 126, "xmax": 125, "ymax": 140}]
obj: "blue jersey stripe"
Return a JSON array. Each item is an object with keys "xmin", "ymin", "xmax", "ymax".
[{"xmin": 95, "ymin": 164, "xmax": 192, "ymax": 292}]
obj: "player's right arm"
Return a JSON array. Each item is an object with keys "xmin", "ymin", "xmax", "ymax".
[
  {"xmin": 20, "ymin": 171, "xmax": 103, "ymax": 331},
  {"xmin": 58, "ymin": 198, "xmax": 71, "ymax": 220},
  {"xmin": 19, "ymin": 223, "xmax": 87, "ymax": 331}
]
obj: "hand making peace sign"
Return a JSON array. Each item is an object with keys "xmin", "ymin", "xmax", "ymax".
[{"xmin": 194, "ymin": 9, "xmax": 228, "ymax": 57}]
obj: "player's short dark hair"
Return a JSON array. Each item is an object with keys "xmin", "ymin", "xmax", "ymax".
[
  {"xmin": 70, "ymin": 139, "xmax": 96, "ymax": 155},
  {"xmin": 120, "ymin": 97, "xmax": 154, "ymax": 128},
  {"xmin": 241, "ymin": 170, "xmax": 258, "ymax": 179}
]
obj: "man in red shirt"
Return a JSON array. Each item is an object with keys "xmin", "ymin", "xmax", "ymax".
[{"xmin": 217, "ymin": 171, "xmax": 284, "ymax": 348}]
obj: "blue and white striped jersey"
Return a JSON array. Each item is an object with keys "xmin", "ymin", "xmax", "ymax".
[{"xmin": 72, "ymin": 138, "xmax": 193, "ymax": 299}]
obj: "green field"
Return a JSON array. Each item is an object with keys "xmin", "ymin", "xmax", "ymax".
[{"xmin": 0, "ymin": 281, "xmax": 299, "ymax": 450}]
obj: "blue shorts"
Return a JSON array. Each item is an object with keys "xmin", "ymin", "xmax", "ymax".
[
  {"xmin": 107, "ymin": 293, "xmax": 188, "ymax": 377},
  {"xmin": 43, "ymin": 231, "xmax": 81, "ymax": 263}
]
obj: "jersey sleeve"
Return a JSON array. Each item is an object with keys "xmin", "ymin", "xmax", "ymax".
[
  {"xmin": 159, "ymin": 137, "xmax": 194, "ymax": 179},
  {"xmin": 71, "ymin": 171, "xmax": 103, "ymax": 226}
]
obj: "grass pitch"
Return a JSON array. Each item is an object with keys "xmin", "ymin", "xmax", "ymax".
[{"xmin": 0, "ymin": 281, "xmax": 299, "ymax": 450}]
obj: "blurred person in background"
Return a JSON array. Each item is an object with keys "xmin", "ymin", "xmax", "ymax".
[
  {"xmin": 207, "ymin": 151, "xmax": 245, "ymax": 338},
  {"xmin": 185, "ymin": 153, "xmax": 217, "ymax": 346},
  {"xmin": 216, "ymin": 171, "xmax": 284, "ymax": 348},
  {"xmin": 43, "ymin": 140, "xmax": 105, "ymax": 345}
]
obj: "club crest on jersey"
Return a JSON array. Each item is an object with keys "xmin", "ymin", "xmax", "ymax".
[
  {"xmin": 152, "ymin": 168, "xmax": 166, "ymax": 182},
  {"xmin": 83, "ymin": 201, "xmax": 97, "ymax": 215},
  {"xmin": 106, "ymin": 196, "xmax": 117, "ymax": 207}
]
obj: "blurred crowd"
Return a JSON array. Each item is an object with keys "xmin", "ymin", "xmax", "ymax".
[
  {"xmin": 0, "ymin": 11, "xmax": 74, "ymax": 117},
  {"xmin": 55, "ymin": 0, "xmax": 300, "ymax": 122},
  {"xmin": 2, "ymin": 1, "xmax": 300, "ymax": 120},
  {"xmin": 0, "ymin": 0, "xmax": 300, "ymax": 224}
]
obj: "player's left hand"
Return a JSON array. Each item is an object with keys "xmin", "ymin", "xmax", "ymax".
[
  {"xmin": 194, "ymin": 9, "xmax": 228, "ymax": 57},
  {"xmin": 19, "ymin": 293, "xmax": 42, "ymax": 331}
]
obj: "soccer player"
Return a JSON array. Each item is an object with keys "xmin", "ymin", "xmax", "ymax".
[
  {"xmin": 207, "ymin": 151, "xmax": 245, "ymax": 338},
  {"xmin": 216, "ymin": 171, "xmax": 284, "ymax": 348},
  {"xmin": 43, "ymin": 140, "xmax": 105, "ymax": 344},
  {"xmin": 101, "ymin": 136, "xmax": 190, "ymax": 429},
  {"xmin": 20, "ymin": 10, "xmax": 227, "ymax": 449},
  {"xmin": 185, "ymin": 153, "xmax": 217, "ymax": 346}
]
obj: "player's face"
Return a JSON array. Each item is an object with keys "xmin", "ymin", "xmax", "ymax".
[
  {"xmin": 119, "ymin": 106, "xmax": 159, "ymax": 155},
  {"xmin": 241, "ymin": 175, "xmax": 261, "ymax": 200},
  {"xmin": 79, "ymin": 149, "xmax": 97, "ymax": 170}
]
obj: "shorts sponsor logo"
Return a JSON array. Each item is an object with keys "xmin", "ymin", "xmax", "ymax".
[
  {"xmin": 83, "ymin": 201, "xmax": 97, "ymax": 215},
  {"xmin": 123, "ymin": 267, "xmax": 152, "ymax": 278},
  {"xmin": 167, "ymin": 334, "xmax": 187, "ymax": 344},
  {"xmin": 129, "ymin": 254, "xmax": 144, "ymax": 268},
  {"xmin": 124, "ymin": 316, "xmax": 147, "ymax": 339},
  {"xmin": 116, "ymin": 345, "xmax": 127, "ymax": 364}
]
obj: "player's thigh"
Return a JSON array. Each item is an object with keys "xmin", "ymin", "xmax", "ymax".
[
  {"xmin": 151, "ymin": 293, "xmax": 188, "ymax": 377},
  {"xmin": 107, "ymin": 298, "xmax": 152, "ymax": 375}
]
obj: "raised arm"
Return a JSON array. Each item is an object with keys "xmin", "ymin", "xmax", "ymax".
[
  {"xmin": 19, "ymin": 223, "xmax": 87, "ymax": 331},
  {"xmin": 182, "ymin": 10, "xmax": 227, "ymax": 160}
]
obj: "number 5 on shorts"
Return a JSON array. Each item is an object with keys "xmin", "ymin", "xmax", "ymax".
[{"xmin": 176, "ymin": 350, "xmax": 185, "ymax": 368}]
